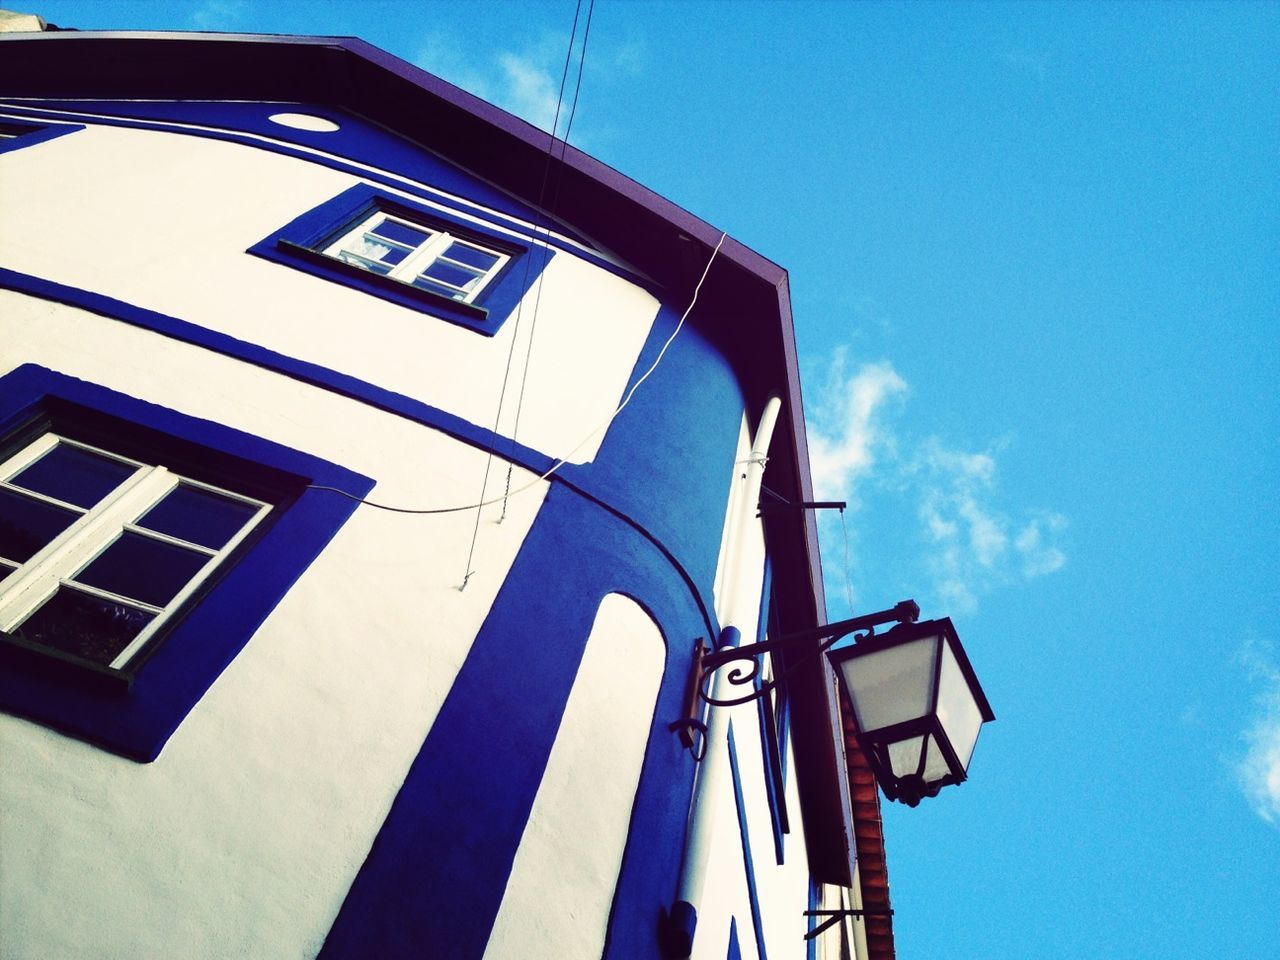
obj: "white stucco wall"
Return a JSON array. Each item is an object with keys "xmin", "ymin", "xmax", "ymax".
[
  {"xmin": 0, "ymin": 112, "xmax": 658, "ymax": 463},
  {"xmin": 483, "ymin": 593, "xmax": 665, "ymax": 960},
  {"xmin": 0, "ymin": 292, "xmax": 551, "ymax": 959},
  {"xmin": 692, "ymin": 411, "xmax": 815, "ymax": 959}
]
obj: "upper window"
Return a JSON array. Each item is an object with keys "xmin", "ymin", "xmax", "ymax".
[
  {"xmin": 248, "ymin": 183, "xmax": 553, "ymax": 337},
  {"xmin": 322, "ymin": 210, "xmax": 510, "ymax": 305},
  {"xmin": 0, "ymin": 433, "xmax": 269, "ymax": 673}
]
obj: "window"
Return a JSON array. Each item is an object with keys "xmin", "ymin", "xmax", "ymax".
[
  {"xmin": 322, "ymin": 210, "xmax": 510, "ymax": 304},
  {"xmin": 248, "ymin": 183, "xmax": 553, "ymax": 336},
  {"xmin": 0, "ymin": 433, "xmax": 269, "ymax": 672},
  {"xmin": 0, "ymin": 364, "xmax": 374, "ymax": 761}
]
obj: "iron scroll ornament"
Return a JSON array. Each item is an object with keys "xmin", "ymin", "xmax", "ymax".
[{"xmin": 695, "ymin": 599, "xmax": 921, "ymax": 708}]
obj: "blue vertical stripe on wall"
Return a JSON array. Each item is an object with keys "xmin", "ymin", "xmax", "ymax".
[
  {"xmin": 321, "ymin": 482, "xmax": 719, "ymax": 959},
  {"xmin": 728, "ymin": 721, "xmax": 769, "ymax": 960},
  {"xmin": 727, "ymin": 917, "xmax": 743, "ymax": 960}
]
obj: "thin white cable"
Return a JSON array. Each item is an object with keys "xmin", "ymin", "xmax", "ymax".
[{"xmin": 307, "ymin": 230, "xmax": 729, "ymax": 515}]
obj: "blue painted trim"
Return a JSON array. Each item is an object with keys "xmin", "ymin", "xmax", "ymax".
[
  {"xmin": 727, "ymin": 917, "xmax": 743, "ymax": 960},
  {"xmin": 247, "ymin": 183, "xmax": 554, "ymax": 337},
  {"xmin": 0, "ymin": 100, "xmax": 648, "ymax": 288},
  {"xmin": 320, "ymin": 487, "xmax": 709, "ymax": 960},
  {"xmin": 0, "ymin": 365, "xmax": 373, "ymax": 762},
  {"xmin": 0, "ymin": 116, "xmax": 83, "ymax": 155},
  {"xmin": 0, "ymin": 269, "xmax": 724, "ymax": 646},
  {"xmin": 0, "ymin": 267, "xmax": 556, "ymax": 478},
  {"xmin": 728, "ymin": 721, "xmax": 769, "ymax": 960}
]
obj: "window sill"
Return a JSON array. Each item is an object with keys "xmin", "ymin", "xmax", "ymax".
[{"xmin": 276, "ymin": 239, "xmax": 491, "ymax": 326}]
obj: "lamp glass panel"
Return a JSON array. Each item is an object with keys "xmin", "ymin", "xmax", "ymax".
[
  {"xmin": 936, "ymin": 638, "xmax": 985, "ymax": 770},
  {"xmin": 888, "ymin": 735, "xmax": 925, "ymax": 778},
  {"xmin": 922, "ymin": 733, "xmax": 952, "ymax": 784},
  {"xmin": 838, "ymin": 634, "xmax": 939, "ymax": 733}
]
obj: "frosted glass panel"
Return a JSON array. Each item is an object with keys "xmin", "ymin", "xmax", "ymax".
[
  {"xmin": 936, "ymin": 639, "xmax": 985, "ymax": 770},
  {"xmin": 888, "ymin": 735, "xmax": 924, "ymax": 778},
  {"xmin": 839, "ymin": 634, "xmax": 939, "ymax": 733},
  {"xmin": 922, "ymin": 733, "xmax": 952, "ymax": 783}
]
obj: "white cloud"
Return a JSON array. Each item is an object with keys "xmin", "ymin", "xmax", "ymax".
[
  {"xmin": 1236, "ymin": 641, "xmax": 1280, "ymax": 826},
  {"xmin": 496, "ymin": 52, "xmax": 562, "ymax": 133},
  {"xmin": 807, "ymin": 352, "xmax": 907, "ymax": 503},
  {"xmin": 188, "ymin": 0, "xmax": 247, "ymax": 31},
  {"xmin": 413, "ymin": 29, "xmax": 644, "ymax": 142},
  {"xmin": 805, "ymin": 352, "xmax": 1066, "ymax": 616},
  {"xmin": 999, "ymin": 49, "xmax": 1049, "ymax": 82},
  {"xmin": 912, "ymin": 439, "xmax": 1066, "ymax": 615},
  {"xmin": 413, "ymin": 33, "xmax": 577, "ymax": 135}
]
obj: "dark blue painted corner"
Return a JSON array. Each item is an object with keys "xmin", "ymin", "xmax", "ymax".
[
  {"xmin": 247, "ymin": 182, "xmax": 553, "ymax": 337},
  {"xmin": 665, "ymin": 900, "xmax": 698, "ymax": 958},
  {"xmin": 0, "ymin": 117, "xmax": 83, "ymax": 156},
  {"xmin": 0, "ymin": 365, "xmax": 372, "ymax": 761}
]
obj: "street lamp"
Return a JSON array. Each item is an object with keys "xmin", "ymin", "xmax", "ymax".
[
  {"xmin": 688, "ymin": 599, "xmax": 994, "ymax": 806},
  {"xmin": 828, "ymin": 616, "xmax": 994, "ymax": 806}
]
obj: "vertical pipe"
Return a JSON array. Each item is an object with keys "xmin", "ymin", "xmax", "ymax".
[{"xmin": 667, "ymin": 396, "xmax": 782, "ymax": 957}]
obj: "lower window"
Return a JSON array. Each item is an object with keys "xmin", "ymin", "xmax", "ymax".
[
  {"xmin": 0, "ymin": 364, "xmax": 373, "ymax": 761},
  {"xmin": 0, "ymin": 432, "xmax": 270, "ymax": 672}
]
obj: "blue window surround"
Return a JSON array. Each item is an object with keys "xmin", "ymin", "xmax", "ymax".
[
  {"xmin": 247, "ymin": 183, "xmax": 553, "ymax": 337},
  {"xmin": 0, "ymin": 117, "xmax": 83, "ymax": 156},
  {"xmin": 0, "ymin": 364, "xmax": 373, "ymax": 762}
]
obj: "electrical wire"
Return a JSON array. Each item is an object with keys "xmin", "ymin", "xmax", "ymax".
[
  {"xmin": 500, "ymin": 0, "xmax": 596, "ymax": 520},
  {"xmin": 458, "ymin": 0, "xmax": 586, "ymax": 586},
  {"xmin": 306, "ymin": 230, "xmax": 728, "ymax": 516}
]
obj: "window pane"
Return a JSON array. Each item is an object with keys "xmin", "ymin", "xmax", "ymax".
[
  {"xmin": 444, "ymin": 242, "xmax": 501, "ymax": 272},
  {"xmin": 420, "ymin": 259, "xmax": 483, "ymax": 291},
  {"xmin": 12, "ymin": 586, "xmax": 153, "ymax": 666},
  {"xmin": 0, "ymin": 487, "xmax": 79, "ymax": 563},
  {"xmin": 337, "ymin": 249, "xmax": 394, "ymax": 274},
  {"xmin": 74, "ymin": 531, "xmax": 210, "ymax": 608},
  {"xmin": 9, "ymin": 442, "xmax": 136, "ymax": 508},
  {"xmin": 137, "ymin": 483, "xmax": 259, "ymax": 550},
  {"xmin": 412, "ymin": 277, "xmax": 468, "ymax": 301},
  {"xmin": 369, "ymin": 218, "xmax": 432, "ymax": 248}
]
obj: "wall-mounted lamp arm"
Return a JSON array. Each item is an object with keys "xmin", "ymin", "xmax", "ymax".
[{"xmin": 695, "ymin": 600, "xmax": 920, "ymax": 708}]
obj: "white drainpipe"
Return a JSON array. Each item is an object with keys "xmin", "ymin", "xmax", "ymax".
[{"xmin": 667, "ymin": 395, "xmax": 782, "ymax": 957}]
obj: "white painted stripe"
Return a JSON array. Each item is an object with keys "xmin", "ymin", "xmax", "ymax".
[{"xmin": 482, "ymin": 593, "xmax": 664, "ymax": 960}]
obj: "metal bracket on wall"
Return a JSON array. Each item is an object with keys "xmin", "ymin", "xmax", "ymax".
[
  {"xmin": 803, "ymin": 908, "xmax": 895, "ymax": 940},
  {"xmin": 669, "ymin": 636, "xmax": 709, "ymax": 760},
  {"xmin": 757, "ymin": 498, "xmax": 847, "ymax": 518}
]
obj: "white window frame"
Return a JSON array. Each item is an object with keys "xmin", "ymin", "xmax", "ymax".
[
  {"xmin": 321, "ymin": 210, "xmax": 511, "ymax": 304},
  {"xmin": 0, "ymin": 433, "xmax": 271, "ymax": 670}
]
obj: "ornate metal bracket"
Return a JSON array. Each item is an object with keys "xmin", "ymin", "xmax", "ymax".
[
  {"xmin": 696, "ymin": 600, "xmax": 920, "ymax": 708},
  {"xmin": 757, "ymin": 498, "xmax": 847, "ymax": 517},
  {"xmin": 803, "ymin": 908, "xmax": 895, "ymax": 940}
]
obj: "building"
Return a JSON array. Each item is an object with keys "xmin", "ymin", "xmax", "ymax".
[{"xmin": 0, "ymin": 22, "xmax": 896, "ymax": 960}]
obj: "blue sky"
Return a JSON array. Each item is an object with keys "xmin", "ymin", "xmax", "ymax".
[{"xmin": 28, "ymin": 1, "xmax": 1280, "ymax": 956}]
